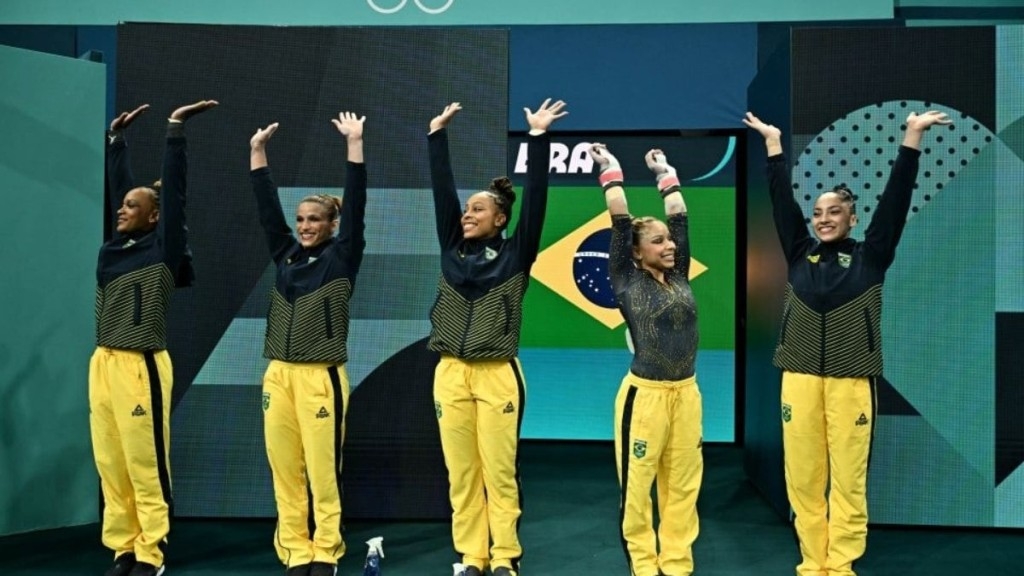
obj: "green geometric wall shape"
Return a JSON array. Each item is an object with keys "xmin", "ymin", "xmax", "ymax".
[
  {"xmin": 0, "ymin": 44, "xmax": 104, "ymax": 535},
  {"xmin": 882, "ymin": 136, "xmax": 997, "ymax": 487}
]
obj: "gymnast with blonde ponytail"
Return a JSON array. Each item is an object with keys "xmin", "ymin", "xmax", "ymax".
[{"xmin": 248, "ymin": 111, "xmax": 368, "ymax": 576}]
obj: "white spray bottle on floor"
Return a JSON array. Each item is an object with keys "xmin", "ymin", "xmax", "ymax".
[{"xmin": 363, "ymin": 536, "xmax": 384, "ymax": 576}]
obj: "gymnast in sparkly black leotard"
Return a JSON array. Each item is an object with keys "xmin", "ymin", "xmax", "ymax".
[
  {"xmin": 589, "ymin": 144, "xmax": 704, "ymax": 576},
  {"xmin": 608, "ymin": 210, "xmax": 698, "ymax": 381}
]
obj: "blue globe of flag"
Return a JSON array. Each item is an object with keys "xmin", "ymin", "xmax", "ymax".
[{"xmin": 572, "ymin": 228, "xmax": 616, "ymax": 309}]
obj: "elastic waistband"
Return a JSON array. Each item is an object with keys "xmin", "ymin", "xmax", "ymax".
[
  {"xmin": 269, "ymin": 359, "xmax": 345, "ymax": 371},
  {"xmin": 626, "ymin": 372, "xmax": 696, "ymax": 389},
  {"xmin": 438, "ymin": 354, "xmax": 516, "ymax": 366},
  {"xmin": 95, "ymin": 346, "xmax": 167, "ymax": 356}
]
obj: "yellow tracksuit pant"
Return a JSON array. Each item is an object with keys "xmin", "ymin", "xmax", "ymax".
[
  {"xmin": 263, "ymin": 360, "xmax": 350, "ymax": 568},
  {"xmin": 614, "ymin": 373, "xmax": 703, "ymax": 576},
  {"xmin": 434, "ymin": 356, "xmax": 526, "ymax": 575},
  {"xmin": 89, "ymin": 346, "xmax": 173, "ymax": 568},
  {"xmin": 781, "ymin": 371, "xmax": 876, "ymax": 576}
]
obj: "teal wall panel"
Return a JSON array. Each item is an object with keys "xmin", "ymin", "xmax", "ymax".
[{"xmin": 0, "ymin": 44, "xmax": 105, "ymax": 535}]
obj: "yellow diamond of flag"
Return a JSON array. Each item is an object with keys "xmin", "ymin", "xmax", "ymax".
[{"xmin": 531, "ymin": 212, "xmax": 707, "ymax": 329}]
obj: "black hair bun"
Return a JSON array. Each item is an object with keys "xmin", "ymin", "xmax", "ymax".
[{"xmin": 489, "ymin": 176, "xmax": 516, "ymax": 204}]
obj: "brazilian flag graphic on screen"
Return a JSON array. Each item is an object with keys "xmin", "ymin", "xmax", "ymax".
[{"xmin": 506, "ymin": 132, "xmax": 738, "ymax": 441}]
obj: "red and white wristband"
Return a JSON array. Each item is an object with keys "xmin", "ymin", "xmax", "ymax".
[
  {"xmin": 657, "ymin": 174, "xmax": 681, "ymax": 198},
  {"xmin": 599, "ymin": 168, "xmax": 624, "ymax": 191}
]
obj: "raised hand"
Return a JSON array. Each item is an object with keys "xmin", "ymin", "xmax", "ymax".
[
  {"xmin": 524, "ymin": 98, "xmax": 568, "ymax": 132},
  {"xmin": 430, "ymin": 102, "xmax": 462, "ymax": 133},
  {"xmin": 906, "ymin": 110, "xmax": 951, "ymax": 132},
  {"xmin": 110, "ymin": 104, "xmax": 150, "ymax": 132},
  {"xmin": 170, "ymin": 100, "xmax": 219, "ymax": 122},
  {"xmin": 744, "ymin": 112, "xmax": 783, "ymax": 156},
  {"xmin": 588, "ymin": 143, "xmax": 620, "ymax": 171},
  {"xmin": 250, "ymin": 123, "xmax": 280, "ymax": 150},
  {"xmin": 644, "ymin": 149, "xmax": 674, "ymax": 176},
  {"xmin": 332, "ymin": 111, "xmax": 366, "ymax": 140},
  {"xmin": 902, "ymin": 110, "xmax": 951, "ymax": 150},
  {"xmin": 742, "ymin": 112, "xmax": 782, "ymax": 141}
]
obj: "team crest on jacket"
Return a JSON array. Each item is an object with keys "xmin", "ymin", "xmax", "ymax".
[
  {"xmin": 485, "ymin": 247, "xmax": 498, "ymax": 260},
  {"xmin": 435, "ymin": 401, "xmax": 442, "ymax": 419},
  {"xmin": 807, "ymin": 254, "xmax": 820, "ymax": 263},
  {"xmin": 262, "ymin": 392, "xmax": 270, "ymax": 412},
  {"xmin": 782, "ymin": 403, "xmax": 792, "ymax": 423},
  {"xmin": 838, "ymin": 252, "xmax": 852, "ymax": 268},
  {"xmin": 633, "ymin": 439, "xmax": 647, "ymax": 459}
]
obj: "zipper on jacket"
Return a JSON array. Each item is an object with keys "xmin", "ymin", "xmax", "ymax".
[
  {"xmin": 285, "ymin": 300, "xmax": 296, "ymax": 357},
  {"xmin": 863, "ymin": 309, "xmax": 875, "ymax": 352},
  {"xmin": 779, "ymin": 306, "xmax": 792, "ymax": 346},
  {"xmin": 819, "ymin": 313, "xmax": 826, "ymax": 374},
  {"xmin": 460, "ymin": 301, "xmax": 475, "ymax": 357},
  {"xmin": 133, "ymin": 283, "xmax": 142, "ymax": 325},
  {"xmin": 502, "ymin": 294, "xmax": 512, "ymax": 335},
  {"xmin": 324, "ymin": 298, "xmax": 334, "ymax": 339}
]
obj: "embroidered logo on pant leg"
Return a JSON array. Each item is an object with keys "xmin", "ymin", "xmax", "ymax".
[{"xmin": 633, "ymin": 439, "xmax": 647, "ymax": 458}]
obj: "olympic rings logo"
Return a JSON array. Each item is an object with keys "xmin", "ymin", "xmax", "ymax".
[{"xmin": 366, "ymin": 0, "xmax": 455, "ymax": 14}]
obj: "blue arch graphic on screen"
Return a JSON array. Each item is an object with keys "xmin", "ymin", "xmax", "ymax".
[{"xmin": 691, "ymin": 136, "xmax": 736, "ymax": 182}]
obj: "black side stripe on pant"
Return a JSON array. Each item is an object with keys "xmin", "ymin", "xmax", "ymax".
[
  {"xmin": 867, "ymin": 376, "xmax": 878, "ymax": 470},
  {"xmin": 618, "ymin": 384, "xmax": 639, "ymax": 576},
  {"xmin": 143, "ymin": 351, "xmax": 173, "ymax": 517},
  {"xmin": 508, "ymin": 359, "xmax": 527, "ymax": 574},
  {"xmin": 328, "ymin": 364, "xmax": 346, "ymax": 555},
  {"xmin": 852, "ymin": 376, "xmax": 880, "ymax": 575},
  {"xmin": 789, "ymin": 510, "xmax": 802, "ymax": 551},
  {"xmin": 277, "ymin": 520, "xmax": 292, "ymax": 567},
  {"xmin": 306, "ymin": 483, "xmax": 316, "ymax": 545}
]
